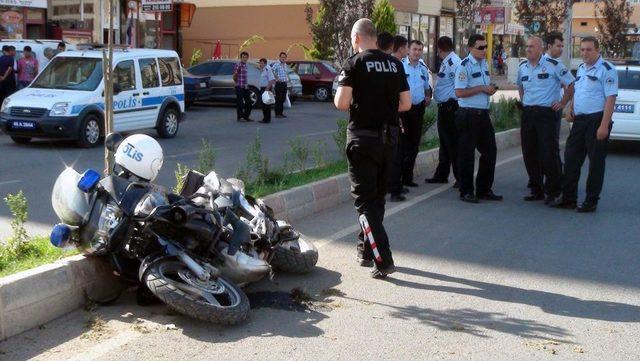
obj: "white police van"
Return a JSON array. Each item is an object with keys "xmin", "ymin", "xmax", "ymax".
[
  {"xmin": 611, "ymin": 62, "xmax": 640, "ymax": 142},
  {"xmin": 0, "ymin": 47, "xmax": 185, "ymax": 147}
]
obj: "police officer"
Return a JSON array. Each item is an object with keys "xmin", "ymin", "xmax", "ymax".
[
  {"xmin": 517, "ymin": 37, "xmax": 574, "ymax": 203},
  {"xmin": 425, "ymin": 36, "xmax": 461, "ymax": 186},
  {"xmin": 400, "ymin": 40, "xmax": 431, "ymax": 188},
  {"xmin": 388, "ymin": 35, "xmax": 410, "ymax": 202},
  {"xmin": 550, "ymin": 36, "xmax": 618, "ymax": 213},
  {"xmin": 454, "ymin": 34, "xmax": 502, "ymax": 203},
  {"xmin": 334, "ymin": 18, "xmax": 410, "ymax": 278},
  {"xmin": 544, "ymin": 32, "xmax": 570, "ymax": 136}
]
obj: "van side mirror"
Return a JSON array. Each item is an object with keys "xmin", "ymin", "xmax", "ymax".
[
  {"xmin": 105, "ymin": 132, "xmax": 123, "ymax": 152},
  {"xmin": 113, "ymin": 83, "xmax": 122, "ymax": 95}
]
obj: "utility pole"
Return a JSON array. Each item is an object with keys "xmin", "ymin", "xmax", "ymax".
[
  {"xmin": 562, "ymin": 0, "xmax": 573, "ymax": 68},
  {"xmin": 103, "ymin": 0, "xmax": 115, "ymax": 175}
]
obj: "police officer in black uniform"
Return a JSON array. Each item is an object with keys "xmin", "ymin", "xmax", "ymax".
[{"xmin": 335, "ymin": 18, "xmax": 411, "ymax": 279}]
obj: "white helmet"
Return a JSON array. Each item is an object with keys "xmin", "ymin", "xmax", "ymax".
[{"xmin": 114, "ymin": 134, "xmax": 163, "ymax": 181}]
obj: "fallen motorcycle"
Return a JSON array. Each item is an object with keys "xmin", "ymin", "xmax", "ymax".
[
  {"xmin": 179, "ymin": 169, "xmax": 319, "ymax": 275},
  {"xmin": 49, "ymin": 134, "xmax": 261, "ymax": 324}
]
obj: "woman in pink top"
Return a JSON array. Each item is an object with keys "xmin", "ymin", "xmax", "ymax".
[{"xmin": 17, "ymin": 46, "xmax": 39, "ymax": 89}]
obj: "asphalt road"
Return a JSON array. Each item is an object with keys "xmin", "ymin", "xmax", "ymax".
[
  {"xmin": 1, "ymin": 138, "xmax": 638, "ymax": 360},
  {"xmin": 0, "ymin": 101, "xmax": 344, "ymax": 240}
]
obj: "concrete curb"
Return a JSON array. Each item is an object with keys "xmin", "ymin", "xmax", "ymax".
[
  {"xmin": 264, "ymin": 127, "xmax": 522, "ymax": 222},
  {"xmin": 0, "ymin": 127, "xmax": 522, "ymax": 341}
]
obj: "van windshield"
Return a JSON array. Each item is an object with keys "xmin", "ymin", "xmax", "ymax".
[{"xmin": 31, "ymin": 57, "xmax": 103, "ymax": 91}]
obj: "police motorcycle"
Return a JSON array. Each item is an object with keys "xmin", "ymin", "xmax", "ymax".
[
  {"xmin": 178, "ymin": 170, "xmax": 319, "ymax": 275},
  {"xmin": 49, "ymin": 134, "xmax": 265, "ymax": 325}
]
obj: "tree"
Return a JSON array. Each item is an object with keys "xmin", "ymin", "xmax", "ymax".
[
  {"xmin": 456, "ymin": 0, "xmax": 491, "ymax": 36},
  {"xmin": 596, "ymin": 0, "xmax": 633, "ymax": 57},
  {"xmin": 305, "ymin": 5, "xmax": 335, "ymax": 60},
  {"xmin": 371, "ymin": 0, "xmax": 397, "ymax": 35},
  {"xmin": 305, "ymin": 0, "xmax": 375, "ymax": 65},
  {"xmin": 514, "ymin": 0, "xmax": 571, "ymax": 35}
]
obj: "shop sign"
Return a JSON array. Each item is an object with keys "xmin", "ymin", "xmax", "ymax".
[
  {"xmin": 0, "ymin": 0, "xmax": 46, "ymax": 8},
  {"xmin": 141, "ymin": 0, "xmax": 173, "ymax": 12},
  {"xmin": 1, "ymin": 11, "xmax": 22, "ymax": 24},
  {"xmin": 474, "ymin": 7, "xmax": 506, "ymax": 24}
]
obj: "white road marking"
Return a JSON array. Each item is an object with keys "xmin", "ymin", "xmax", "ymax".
[
  {"xmin": 0, "ymin": 180, "xmax": 22, "ymax": 186},
  {"xmin": 302, "ymin": 130, "xmax": 335, "ymax": 137},
  {"xmin": 315, "ymin": 153, "xmax": 525, "ymax": 249}
]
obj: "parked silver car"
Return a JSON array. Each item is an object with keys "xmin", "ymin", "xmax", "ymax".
[{"xmin": 187, "ymin": 60, "xmax": 301, "ymax": 106}]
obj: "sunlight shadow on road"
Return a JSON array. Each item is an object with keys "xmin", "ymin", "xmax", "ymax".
[{"xmin": 390, "ymin": 266, "xmax": 640, "ymax": 323}]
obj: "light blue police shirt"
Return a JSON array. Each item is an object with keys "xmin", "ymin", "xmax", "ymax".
[
  {"xmin": 574, "ymin": 56, "xmax": 618, "ymax": 115},
  {"xmin": 402, "ymin": 57, "xmax": 431, "ymax": 105},
  {"xmin": 516, "ymin": 55, "xmax": 575, "ymax": 107},
  {"xmin": 454, "ymin": 54, "xmax": 490, "ymax": 110},
  {"xmin": 434, "ymin": 51, "xmax": 461, "ymax": 103}
]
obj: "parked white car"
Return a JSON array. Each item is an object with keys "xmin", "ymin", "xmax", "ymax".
[
  {"xmin": 0, "ymin": 48, "xmax": 185, "ymax": 147},
  {"xmin": 611, "ymin": 63, "xmax": 640, "ymax": 141}
]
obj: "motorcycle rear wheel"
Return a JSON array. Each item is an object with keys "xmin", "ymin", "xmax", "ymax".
[
  {"xmin": 143, "ymin": 260, "xmax": 249, "ymax": 325},
  {"xmin": 270, "ymin": 238, "xmax": 318, "ymax": 274}
]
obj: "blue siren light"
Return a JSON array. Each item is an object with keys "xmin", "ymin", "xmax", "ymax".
[
  {"xmin": 50, "ymin": 224, "xmax": 72, "ymax": 248},
  {"xmin": 78, "ymin": 169, "xmax": 101, "ymax": 193}
]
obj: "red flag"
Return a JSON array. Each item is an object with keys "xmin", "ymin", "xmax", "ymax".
[{"xmin": 212, "ymin": 40, "xmax": 222, "ymax": 59}]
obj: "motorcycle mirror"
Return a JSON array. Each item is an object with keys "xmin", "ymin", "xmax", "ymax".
[{"xmin": 104, "ymin": 132, "xmax": 124, "ymax": 153}]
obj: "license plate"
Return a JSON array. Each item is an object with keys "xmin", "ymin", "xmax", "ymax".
[
  {"xmin": 200, "ymin": 82, "xmax": 207, "ymax": 88},
  {"xmin": 615, "ymin": 104, "xmax": 635, "ymax": 113},
  {"xmin": 11, "ymin": 120, "xmax": 36, "ymax": 129}
]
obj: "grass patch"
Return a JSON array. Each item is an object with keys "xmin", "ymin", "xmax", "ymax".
[
  {"xmin": 0, "ymin": 236, "xmax": 78, "ymax": 278},
  {"xmin": 247, "ymin": 159, "xmax": 348, "ymax": 197}
]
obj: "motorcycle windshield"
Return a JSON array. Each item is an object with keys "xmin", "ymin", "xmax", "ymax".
[
  {"xmin": 100, "ymin": 176, "xmax": 150, "ymax": 217},
  {"xmin": 51, "ymin": 168, "xmax": 92, "ymax": 226}
]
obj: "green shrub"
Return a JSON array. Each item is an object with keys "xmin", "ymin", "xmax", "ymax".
[
  {"xmin": 196, "ymin": 138, "xmax": 216, "ymax": 174},
  {"xmin": 491, "ymin": 97, "xmax": 521, "ymax": 131},
  {"xmin": 288, "ymin": 137, "xmax": 310, "ymax": 172},
  {"xmin": 422, "ymin": 103, "xmax": 437, "ymax": 137},
  {"xmin": 333, "ymin": 119, "xmax": 348, "ymax": 159},
  {"xmin": 173, "ymin": 163, "xmax": 190, "ymax": 194},
  {"xmin": 3, "ymin": 191, "xmax": 29, "ymax": 253},
  {"xmin": 312, "ymin": 140, "xmax": 329, "ymax": 168}
]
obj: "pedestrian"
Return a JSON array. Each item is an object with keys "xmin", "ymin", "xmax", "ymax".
[
  {"xmin": 550, "ymin": 37, "xmax": 618, "ymax": 213},
  {"xmin": 258, "ymin": 58, "xmax": 275, "ymax": 123},
  {"xmin": 400, "ymin": 40, "xmax": 432, "ymax": 188},
  {"xmin": 271, "ymin": 52, "xmax": 289, "ymax": 118},
  {"xmin": 377, "ymin": 31, "xmax": 394, "ymax": 54},
  {"xmin": 425, "ymin": 36, "xmax": 461, "ymax": 187},
  {"xmin": 0, "ymin": 45, "xmax": 16, "ymax": 106},
  {"xmin": 233, "ymin": 51, "xmax": 253, "ymax": 122},
  {"xmin": 387, "ymin": 35, "xmax": 410, "ymax": 202},
  {"xmin": 454, "ymin": 34, "xmax": 502, "ymax": 203},
  {"xmin": 334, "ymin": 18, "xmax": 411, "ymax": 278},
  {"xmin": 57, "ymin": 42, "xmax": 66, "ymax": 52},
  {"xmin": 17, "ymin": 46, "xmax": 38, "ymax": 90},
  {"xmin": 518, "ymin": 37, "xmax": 574, "ymax": 204}
]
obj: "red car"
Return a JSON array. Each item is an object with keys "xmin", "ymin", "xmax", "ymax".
[{"xmin": 288, "ymin": 61, "xmax": 338, "ymax": 101}]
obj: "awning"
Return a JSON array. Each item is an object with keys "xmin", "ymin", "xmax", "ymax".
[{"xmin": 0, "ymin": 0, "xmax": 47, "ymax": 8}]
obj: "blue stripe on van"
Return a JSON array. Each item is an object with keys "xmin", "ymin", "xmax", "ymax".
[{"xmin": 69, "ymin": 94, "xmax": 183, "ymax": 115}]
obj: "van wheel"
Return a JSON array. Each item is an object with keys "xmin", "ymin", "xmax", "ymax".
[
  {"xmin": 157, "ymin": 107, "xmax": 179, "ymax": 138},
  {"xmin": 10, "ymin": 136, "xmax": 31, "ymax": 144},
  {"xmin": 77, "ymin": 114, "xmax": 102, "ymax": 148}
]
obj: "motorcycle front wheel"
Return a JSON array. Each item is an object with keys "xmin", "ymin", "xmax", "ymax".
[
  {"xmin": 143, "ymin": 260, "xmax": 249, "ymax": 325},
  {"xmin": 270, "ymin": 237, "xmax": 319, "ymax": 274}
]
